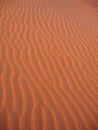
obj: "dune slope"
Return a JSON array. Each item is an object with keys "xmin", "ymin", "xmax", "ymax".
[{"xmin": 0, "ymin": 0, "xmax": 98, "ymax": 130}]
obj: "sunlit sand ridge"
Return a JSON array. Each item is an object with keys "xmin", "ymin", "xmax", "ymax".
[{"xmin": 0, "ymin": 0, "xmax": 98, "ymax": 130}]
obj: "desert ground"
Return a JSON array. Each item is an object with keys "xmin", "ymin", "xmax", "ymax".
[{"xmin": 0, "ymin": 0, "xmax": 98, "ymax": 130}]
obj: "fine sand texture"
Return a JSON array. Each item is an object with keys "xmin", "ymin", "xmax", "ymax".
[{"xmin": 0, "ymin": 0, "xmax": 98, "ymax": 130}]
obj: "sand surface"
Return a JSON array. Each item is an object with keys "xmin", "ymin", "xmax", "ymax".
[{"xmin": 0, "ymin": 0, "xmax": 98, "ymax": 130}]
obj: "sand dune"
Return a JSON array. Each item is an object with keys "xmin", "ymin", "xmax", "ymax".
[{"xmin": 0, "ymin": 0, "xmax": 98, "ymax": 130}]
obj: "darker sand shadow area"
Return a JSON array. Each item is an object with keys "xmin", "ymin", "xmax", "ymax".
[
  {"xmin": 80, "ymin": 0, "xmax": 98, "ymax": 7},
  {"xmin": 0, "ymin": 110, "xmax": 8, "ymax": 130}
]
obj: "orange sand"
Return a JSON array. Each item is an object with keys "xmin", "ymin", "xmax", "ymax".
[{"xmin": 0, "ymin": 0, "xmax": 98, "ymax": 130}]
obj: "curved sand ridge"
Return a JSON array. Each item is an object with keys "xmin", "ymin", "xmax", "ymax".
[{"xmin": 0, "ymin": 0, "xmax": 98, "ymax": 130}]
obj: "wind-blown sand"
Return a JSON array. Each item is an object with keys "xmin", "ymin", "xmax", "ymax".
[{"xmin": 0, "ymin": 0, "xmax": 98, "ymax": 130}]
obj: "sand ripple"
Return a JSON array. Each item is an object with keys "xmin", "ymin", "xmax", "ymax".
[{"xmin": 0, "ymin": 0, "xmax": 98, "ymax": 130}]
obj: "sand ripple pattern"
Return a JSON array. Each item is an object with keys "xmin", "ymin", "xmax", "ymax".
[{"xmin": 0, "ymin": 0, "xmax": 98, "ymax": 130}]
